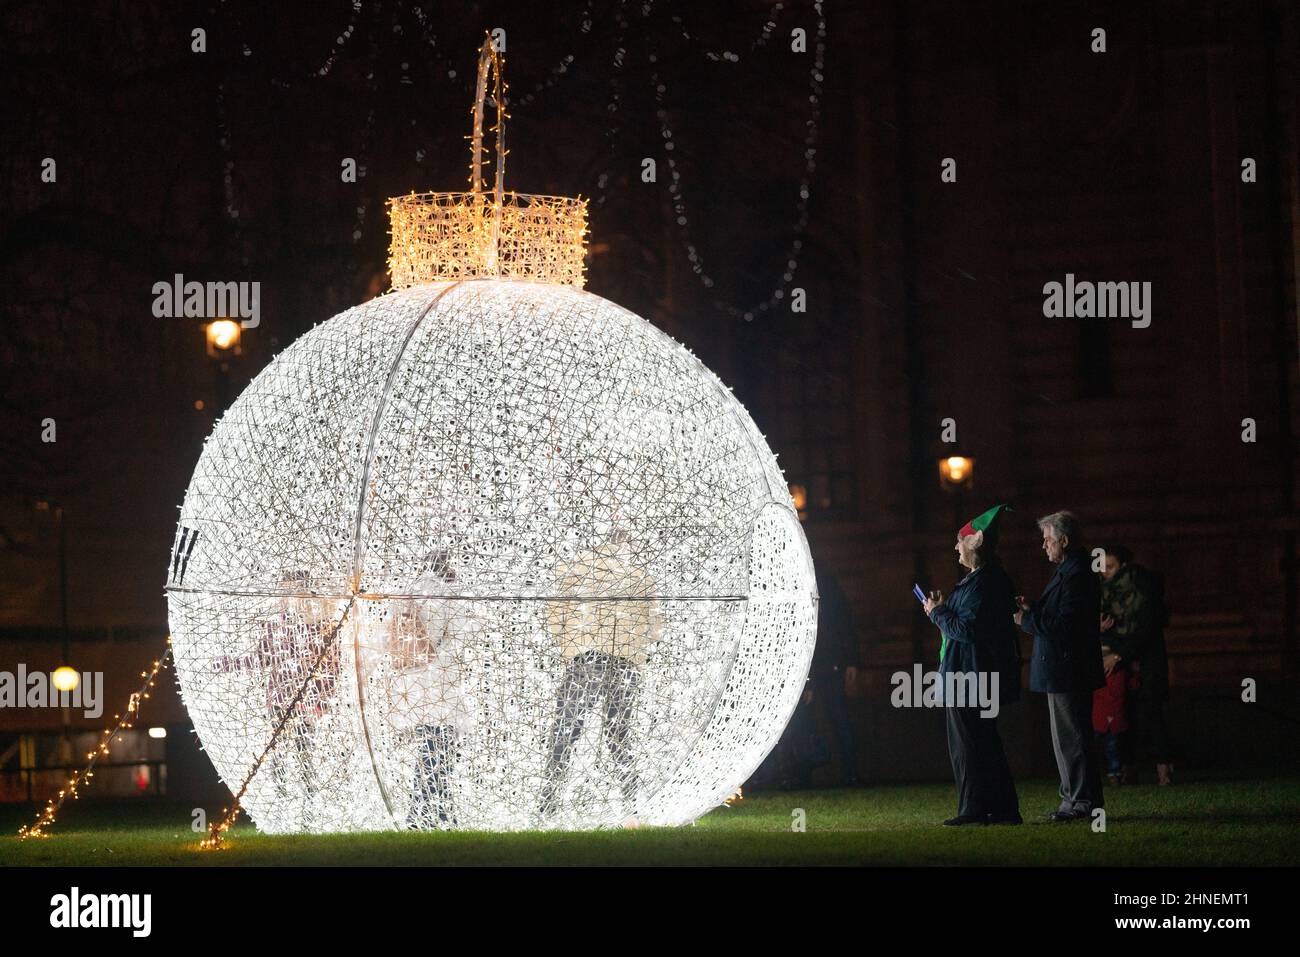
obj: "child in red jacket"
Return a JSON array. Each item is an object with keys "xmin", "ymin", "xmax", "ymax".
[{"xmin": 1093, "ymin": 642, "xmax": 1140, "ymax": 785}]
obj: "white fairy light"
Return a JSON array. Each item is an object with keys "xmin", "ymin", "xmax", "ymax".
[{"xmin": 168, "ymin": 38, "xmax": 817, "ymax": 834}]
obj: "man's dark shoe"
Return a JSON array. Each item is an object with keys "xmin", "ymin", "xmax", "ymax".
[
  {"xmin": 942, "ymin": 814, "xmax": 987, "ymax": 826},
  {"xmin": 1046, "ymin": 809, "xmax": 1087, "ymax": 822},
  {"xmin": 986, "ymin": 813, "xmax": 1023, "ymax": 825}
]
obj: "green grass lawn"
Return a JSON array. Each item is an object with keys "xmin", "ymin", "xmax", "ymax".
[{"xmin": 2, "ymin": 774, "xmax": 1297, "ymax": 866}]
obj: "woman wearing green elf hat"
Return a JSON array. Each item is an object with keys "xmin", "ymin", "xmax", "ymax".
[{"xmin": 921, "ymin": 505, "xmax": 1023, "ymax": 825}]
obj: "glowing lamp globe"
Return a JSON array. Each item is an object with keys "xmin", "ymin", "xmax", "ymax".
[{"xmin": 165, "ymin": 43, "xmax": 817, "ymax": 832}]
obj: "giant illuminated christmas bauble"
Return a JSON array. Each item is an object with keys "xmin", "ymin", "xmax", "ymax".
[{"xmin": 165, "ymin": 43, "xmax": 816, "ymax": 833}]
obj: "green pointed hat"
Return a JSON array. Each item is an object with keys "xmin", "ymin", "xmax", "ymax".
[{"xmin": 959, "ymin": 504, "xmax": 1011, "ymax": 539}]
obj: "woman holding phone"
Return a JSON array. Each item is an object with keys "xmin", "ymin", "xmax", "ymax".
[{"xmin": 921, "ymin": 504, "xmax": 1023, "ymax": 826}]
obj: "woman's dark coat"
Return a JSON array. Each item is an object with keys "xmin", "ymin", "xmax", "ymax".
[{"xmin": 927, "ymin": 560, "xmax": 1021, "ymax": 706}]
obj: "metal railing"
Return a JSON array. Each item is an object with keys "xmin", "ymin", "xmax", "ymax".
[{"xmin": 0, "ymin": 760, "xmax": 166, "ymax": 803}]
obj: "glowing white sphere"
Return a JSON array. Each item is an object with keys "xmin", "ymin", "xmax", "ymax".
[{"xmin": 167, "ymin": 280, "xmax": 816, "ymax": 831}]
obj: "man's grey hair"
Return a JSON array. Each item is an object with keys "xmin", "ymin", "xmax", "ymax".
[{"xmin": 1037, "ymin": 510, "xmax": 1082, "ymax": 546}]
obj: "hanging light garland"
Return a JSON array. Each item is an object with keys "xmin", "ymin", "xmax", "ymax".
[
  {"xmin": 590, "ymin": 2, "xmax": 631, "ymax": 209},
  {"xmin": 313, "ymin": 0, "xmax": 365, "ymax": 78},
  {"xmin": 18, "ymin": 644, "xmax": 174, "ymax": 840},
  {"xmin": 504, "ymin": 0, "xmax": 591, "ymax": 110},
  {"xmin": 652, "ymin": 0, "xmax": 826, "ymax": 322},
  {"xmin": 347, "ymin": 2, "xmax": 384, "ymax": 244},
  {"xmin": 215, "ymin": 81, "xmax": 242, "ymax": 236},
  {"xmin": 216, "ymin": 0, "xmax": 382, "ymax": 245},
  {"xmin": 212, "ymin": 0, "xmax": 822, "ymax": 284},
  {"xmin": 238, "ymin": 0, "xmax": 373, "ymax": 86},
  {"xmin": 676, "ymin": 1, "xmax": 788, "ymax": 60}
]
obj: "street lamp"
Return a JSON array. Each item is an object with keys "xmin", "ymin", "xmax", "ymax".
[
  {"xmin": 938, "ymin": 455, "xmax": 974, "ymax": 489},
  {"xmin": 205, "ymin": 319, "xmax": 243, "ymax": 413},
  {"xmin": 36, "ymin": 500, "xmax": 75, "ymax": 762},
  {"xmin": 788, "ymin": 483, "xmax": 808, "ymax": 521},
  {"xmin": 205, "ymin": 319, "xmax": 242, "ymax": 357},
  {"xmin": 938, "ymin": 455, "xmax": 975, "ymax": 538}
]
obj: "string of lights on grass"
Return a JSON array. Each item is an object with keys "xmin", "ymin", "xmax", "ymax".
[{"xmin": 18, "ymin": 646, "xmax": 173, "ymax": 840}]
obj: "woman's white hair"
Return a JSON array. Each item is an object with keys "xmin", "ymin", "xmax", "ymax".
[{"xmin": 959, "ymin": 528, "xmax": 996, "ymax": 565}]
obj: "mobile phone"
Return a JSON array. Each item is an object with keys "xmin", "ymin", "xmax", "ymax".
[{"xmin": 913, "ymin": 584, "xmax": 927, "ymax": 603}]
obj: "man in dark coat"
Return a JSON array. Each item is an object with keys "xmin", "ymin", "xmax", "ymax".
[
  {"xmin": 924, "ymin": 504, "xmax": 1022, "ymax": 826},
  {"xmin": 1016, "ymin": 510, "xmax": 1106, "ymax": 821}
]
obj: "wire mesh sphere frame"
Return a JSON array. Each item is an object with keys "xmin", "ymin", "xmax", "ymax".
[{"xmin": 166, "ymin": 279, "xmax": 818, "ymax": 832}]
